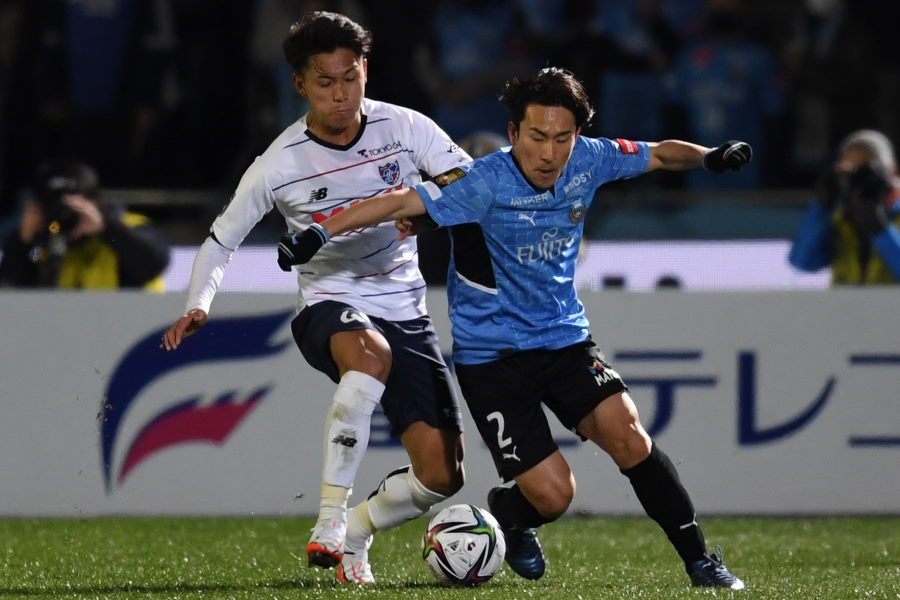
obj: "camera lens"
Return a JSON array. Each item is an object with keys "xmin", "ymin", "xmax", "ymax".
[{"xmin": 39, "ymin": 195, "xmax": 79, "ymax": 235}]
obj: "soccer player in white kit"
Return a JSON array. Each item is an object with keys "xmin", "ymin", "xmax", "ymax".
[{"xmin": 162, "ymin": 12, "xmax": 469, "ymax": 583}]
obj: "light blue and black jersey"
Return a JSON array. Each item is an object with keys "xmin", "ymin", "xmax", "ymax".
[{"xmin": 414, "ymin": 136, "xmax": 650, "ymax": 364}]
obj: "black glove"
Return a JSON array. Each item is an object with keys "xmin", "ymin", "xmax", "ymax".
[
  {"xmin": 843, "ymin": 162, "xmax": 892, "ymax": 237},
  {"xmin": 703, "ymin": 140, "xmax": 753, "ymax": 173},
  {"xmin": 277, "ymin": 223, "xmax": 330, "ymax": 271}
]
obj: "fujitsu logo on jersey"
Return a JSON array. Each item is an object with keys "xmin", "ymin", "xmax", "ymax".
[
  {"xmin": 515, "ymin": 227, "xmax": 576, "ymax": 264},
  {"xmin": 357, "ymin": 140, "xmax": 402, "ymax": 158}
]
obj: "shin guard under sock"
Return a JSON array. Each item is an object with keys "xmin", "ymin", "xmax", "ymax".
[
  {"xmin": 620, "ymin": 443, "xmax": 706, "ymax": 564},
  {"xmin": 489, "ymin": 484, "xmax": 554, "ymax": 530}
]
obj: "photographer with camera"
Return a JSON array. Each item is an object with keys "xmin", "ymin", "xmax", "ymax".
[
  {"xmin": 789, "ymin": 129, "xmax": 900, "ymax": 285},
  {"xmin": 0, "ymin": 159, "xmax": 170, "ymax": 289}
]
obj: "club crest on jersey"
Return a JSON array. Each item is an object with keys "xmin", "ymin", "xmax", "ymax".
[
  {"xmin": 379, "ymin": 160, "xmax": 400, "ymax": 186},
  {"xmin": 569, "ymin": 198, "xmax": 586, "ymax": 224},
  {"xmin": 433, "ymin": 167, "xmax": 466, "ymax": 188}
]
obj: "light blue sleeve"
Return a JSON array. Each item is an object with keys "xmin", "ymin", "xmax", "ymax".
[
  {"xmin": 586, "ymin": 137, "xmax": 651, "ymax": 182},
  {"xmin": 872, "ymin": 224, "xmax": 900, "ymax": 279},
  {"xmin": 413, "ymin": 161, "xmax": 498, "ymax": 227}
]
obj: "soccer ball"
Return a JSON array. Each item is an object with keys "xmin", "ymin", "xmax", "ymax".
[{"xmin": 422, "ymin": 503, "xmax": 506, "ymax": 586}]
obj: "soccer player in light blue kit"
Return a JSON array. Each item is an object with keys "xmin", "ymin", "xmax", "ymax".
[{"xmin": 278, "ymin": 67, "xmax": 751, "ymax": 589}]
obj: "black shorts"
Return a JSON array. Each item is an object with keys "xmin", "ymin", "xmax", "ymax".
[
  {"xmin": 454, "ymin": 338, "xmax": 626, "ymax": 481},
  {"xmin": 291, "ymin": 300, "xmax": 463, "ymax": 437}
]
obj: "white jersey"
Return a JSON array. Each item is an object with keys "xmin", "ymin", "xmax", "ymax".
[{"xmin": 185, "ymin": 99, "xmax": 471, "ymax": 321}]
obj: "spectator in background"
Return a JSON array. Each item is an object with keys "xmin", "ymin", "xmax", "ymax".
[
  {"xmin": 29, "ymin": 0, "xmax": 177, "ymax": 187},
  {"xmin": 0, "ymin": 0, "xmax": 26, "ymax": 222},
  {"xmin": 789, "ymin": 129, "xmax": 900, "ymax": 285},
  {"xmin": 413, "ymin": 0, "xmax": 535, "ymax": 140},
  {"xmin": 666, "ymin": 0, "xmax": 784, "ymax": 189},
  {"xmin": 166, "ymin": 0, "xmax": 254, "ymax": 188},
  {"xmin": 0, "ymin": 159, "xmax": 170, "ymax": 290},
  {"xmin": 589, "ymin": 0, "xmax": 689, "ymax": 142}
]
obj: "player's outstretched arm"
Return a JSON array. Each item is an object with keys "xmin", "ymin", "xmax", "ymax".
[
  {"xmin": 161, "ymin": 308, "xmax": 208, "ymax": 350},
  {"xmin": 646, "ymin": 140, "xmax": 752, "ymax": 172},
  {"xmin": 277, "ymin": 187, "xmax": 427, "ymax": 269}
]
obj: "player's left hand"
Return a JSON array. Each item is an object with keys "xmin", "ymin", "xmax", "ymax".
[
  {"xmin": 395, "ymin": 217, "xmax": 416, "ymax": 240},
  {"xmin": 277, "ymin": 223, "xmax": 330, "ymax": 271},
  {"xmin": 703, "ymin": 141, "xmax": 753, "ymax": 173},
  {"xmin": 395, "ymin": 215, "xmax": 438, "ymax": 240}
]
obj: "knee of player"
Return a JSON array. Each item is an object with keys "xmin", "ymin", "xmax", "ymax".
[
  {"xmin": 603, "ymin": 429, "xmax": 652, "ymax": 468},
  {"xmin": 532, "ymin": 483, "xmax": 574, "ymax": 520},
  {"xmin": 416, "ymin": 465, "xmax": 464, "ymax": 497},
  {"xmin": 352, "ymin": 352, "xmax": 392, "ymax": 383}
]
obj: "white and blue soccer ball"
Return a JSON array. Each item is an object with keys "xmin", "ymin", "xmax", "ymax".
[{"xmin": 422, "ymin": 503, "xmax": 506, "ymax": 586}]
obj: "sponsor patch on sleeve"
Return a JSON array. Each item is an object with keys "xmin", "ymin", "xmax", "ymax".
[
  {"xmin": 616, "ymin": 138, "xmax": 639, "ymax": 155},
  {"xmin": 432, "ymin": 167, "xmax": 467, "ymax": 188}
]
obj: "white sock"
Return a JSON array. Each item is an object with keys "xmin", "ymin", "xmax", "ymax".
[
  {"xmin": 317, "ymin": 483, "xmax": 351, "ymax": 523},
  {"xmin": 345, "ymin": 467, "xmax": 448, "ymax": 551},
  {"xmin": 321, "ymin": 371, "xmax": 383, "ymax": 490}
]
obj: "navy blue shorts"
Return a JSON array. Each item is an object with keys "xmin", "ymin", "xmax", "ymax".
[
  {"xmin": 454, "ymin": 338, "xmax": 627, "ymax": 481},
  {"xmin": 291, "ymin": 300, "xmax": 463, "ymax": 437}
]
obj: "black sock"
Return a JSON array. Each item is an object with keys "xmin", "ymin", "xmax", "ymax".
[
  {"xmin": 620, "ymin": 443, "xmax": 707, "ymax": 565},
  {"xmin": 490, "ymin": 485, "xmax": 553, "ymax": 530}
]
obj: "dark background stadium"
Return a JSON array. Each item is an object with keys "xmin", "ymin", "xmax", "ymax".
[{"xmin": 1, "ymin": 0, "xmax": 896, "ymax": 246}]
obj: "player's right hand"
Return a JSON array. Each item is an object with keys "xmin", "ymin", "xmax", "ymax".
[
  {"xmin": 277, "ymin": 223, "xmax": 330, "ymax": 271},
  {"xmin": 161, "ymin": 309, "xmax": 208, "ymax": 351},
  {"xmin": 703, "ymin": 140, "xmax": 753, "ymax": 173}
]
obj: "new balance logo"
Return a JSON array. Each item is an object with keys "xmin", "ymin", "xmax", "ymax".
[
  {"xmin": 309, "ymin": 187, "xmax": 328, "ymax": 201},
  {"xmin": 331, "ymin": 434, "xmax": 358, "ymax": 448}
]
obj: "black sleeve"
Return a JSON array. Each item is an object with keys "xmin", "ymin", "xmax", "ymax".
[
  {"xmin": 99, "ymin": 207, "xmax": 171, "ymax": 287},
  {"xmin": 0, "ymin": 234, "xmax": 39, "ymax": 287}
]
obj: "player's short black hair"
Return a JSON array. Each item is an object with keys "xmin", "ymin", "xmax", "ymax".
[
  {"xmin": 500, "ymin": 67, "xmax": 594, "ymax": 130},
  {"xmin": 283, "ymin": 11, "xmax": 372, "ymax": 74}
]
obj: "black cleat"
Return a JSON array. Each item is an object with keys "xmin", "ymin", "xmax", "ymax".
[
  {"xmin": 687, "ymin": 546, "xmax": 745, "ymax": 590},
  {"xmin": 488, "ymin": 487, "xmax": 546, "ymax": 580}
]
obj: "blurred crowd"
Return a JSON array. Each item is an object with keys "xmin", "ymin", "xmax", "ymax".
[{"xmin": 1, "ymin": 0, "xmax": 899, "ymax": 223}]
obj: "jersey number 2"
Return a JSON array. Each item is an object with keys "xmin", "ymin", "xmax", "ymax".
[{"xmin": 486, "ymin": 411, "xmax": 513, "ymax": 450}]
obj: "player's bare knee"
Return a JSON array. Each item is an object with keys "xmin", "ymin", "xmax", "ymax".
[
  {"xmin": 352, "ymin": 351, "xmax": 391, "ymax": 382},
  {"xmin": 603, "ymin": 429, "xmax": 651, "ymax": 468},
  {"xmin": 535, "ymin": 491, "xmax": 571, "ymax": 520},
  {"xmin": 415, "ymin": 465, "xmax": 463, "ymax": 497},
  {"xmin": 528, "ymin": 483, "xmax": 573, "ymax": 519}
]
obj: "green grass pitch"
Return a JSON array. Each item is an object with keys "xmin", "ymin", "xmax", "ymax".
[{"xmin": 2, "ymin": 516, "xmax": 898, "ymax": 599}]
